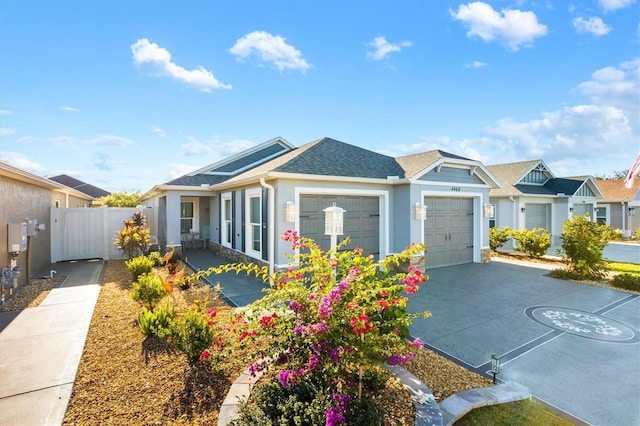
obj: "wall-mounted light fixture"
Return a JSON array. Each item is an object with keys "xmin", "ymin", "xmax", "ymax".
[
  {"xmin": 284, "ymin": 201, "xmax": 297, "ymax": 222},
  {"xmin": 629, "ymin": 207, "xmax": 637, "ymax": 216},
  {"xmin": 414, "ymin": 203, "xmax": 427, "ymax": 221},
  {"xmin": 521, "ymin": 207, "xmax": 526, "ymax": 213},
  {"xmin": 569, "ymin": 206, "xmax": 574, "ymax": 212},
  {"xmin": 483, "ymin": 203, "xmax": 495, "ymax": 218}
]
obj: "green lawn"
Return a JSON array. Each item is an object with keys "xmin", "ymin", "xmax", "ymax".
[
  {"xmin": 455, "ymin": 399, "xmax": 574, "ymax": 426},
  {"xmin": 608, "ymin": 262, "xmax": 640, "ymax": 276}
]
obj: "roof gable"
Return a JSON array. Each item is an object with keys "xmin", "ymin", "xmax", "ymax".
[{"xmin": 489, "ymin": 160, "xmax": 558, "ymax": 196}]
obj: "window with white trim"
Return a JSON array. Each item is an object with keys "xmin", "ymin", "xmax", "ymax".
[
  {"xmin": 180, "ymin": 197, "xmax": 199, "ymax": 234},
  {"xmin": 245, "ymin": 188, "xmax": 262, "ymax": 257},
  {"xmin": 489, "ymin": 203, "xmax": 497, "ymax": 228},
  {"xmin": 221, "ymin": 192, "xmax": 232, "ymax": 248},
  {"xmin": 596, "ymin": 206, "xmax": 607, "ymax": 225}
]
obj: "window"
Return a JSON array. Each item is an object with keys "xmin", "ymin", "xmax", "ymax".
[
  {"xmin": 180, "ymin": 198, "xmax": 199, "ymax": 234},
  {"xmin": 596, "ymin": 206, "xmax": 607, "ymax": 225},
  {"xmin": 489, "ymin": 203, "xmax": 497, "ymax": 228},
  {"xmin": 246, "ymin": 189, "xmax": 262, "ymax": 257},
  {"xmin": 222, "ymin": 193, "xmax": 232, "ymax": 247}
]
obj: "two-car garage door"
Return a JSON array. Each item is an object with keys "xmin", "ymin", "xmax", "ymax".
[
  {"xmin": 424, "ymin": 197, "xmax": 474, "ymax": 268},
  {"xmin": 299, "ymin": 195, "xmax": 380, "ymax": 258}
]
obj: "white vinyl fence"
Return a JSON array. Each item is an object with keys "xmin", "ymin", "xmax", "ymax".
[{"xmin": 51, "ymin": 207, "xmax": 140, "ymax": 262}]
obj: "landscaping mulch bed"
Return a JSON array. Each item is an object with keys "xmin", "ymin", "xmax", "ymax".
[{"xmin": 6, "ymin": 259, "xmax": 492, "ymax": 425}]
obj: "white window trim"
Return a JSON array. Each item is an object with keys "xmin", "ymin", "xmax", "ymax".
[
  {"xmin": 181, "ymin": 197, "xmax": 199, "ymax": 235},
  {"xmin": 245, "ymin": 188, "xmax": 262, "ymax": 259},
  {"xmin": 221, "ymin": 192, "xmax": 233, "ymax": 248}
]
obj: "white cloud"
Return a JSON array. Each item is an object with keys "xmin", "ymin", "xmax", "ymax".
[
  {"xmin": 466, "ymin": 60, "xmax": 488, "ymax": 68},
  {"xmin": 52, "ymin": 135, "xmax": 74, "ymax": 146},
  {"xmin": 87, "ymin": 152, "xmax": 118, "ymax": 171},
  {"xmin": 131, "ymin": 38, "xmax": 231, "ymax": 92},
  {"xmin": 168, "ymin": 163, "xmax": 201, "ymax": 179},
  {"xmin": 230, "ymin": 31, "xmax": 311, "ymax": 73},
  {"xmin": 60, "ymin": 106, "xmax": 80, "ymax": 112},
  {"xmin": 182, "ymin": 136, "xmax": 213, "ymax": 156},
  {"xmin": 366, "ymin": 36, "xmax": 413, "ymax": 61},
  {"xmin": 151, "ymin": 126, "xmax": 168, "ymax": 138},
  {"xmin": 0, "ymin": 152, "xmax": 46, "ymax": 174},
  {"xmin": 87, "ymin": 135, "xmax": 134, "ymax": 147},
  {"xmin": 450, "ymin": 2, "xmax": 548, "ymax": 51},
  {"xmin": 0, "ymin": 110, "xmax": 12, "ymax": 115},
  {"xmin": 572, "ymin": 16, "xmax": 611, "ymax": 36},
  {"xmin": 17, "ymin": 136, "xmax": 37, "ymax": 143},
  {"xmin": 597, "ymin": 0, "xmax": 636, "ymax": 11},
  {"xmin": 0, "ymin": 128, "xmax": 16, "ymax": 136}
]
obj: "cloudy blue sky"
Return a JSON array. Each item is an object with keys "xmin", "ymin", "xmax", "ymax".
[{"xmin": 1, "ymin": 0, "xmax": 638, "ymax": 193}]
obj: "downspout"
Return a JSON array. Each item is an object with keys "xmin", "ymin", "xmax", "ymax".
[
  {"xmin": 259, "ymin": 178, "xmax": 275, "ymax": 276},
  {"xmin": 509, "ymin": 196, "xmax": 516, "ymax": 249}
]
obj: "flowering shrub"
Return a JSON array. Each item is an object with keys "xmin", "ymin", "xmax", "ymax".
[
  {"xmin": 489, "ymin": 226, "xmax": 511, "ymax": 251},
  {"xmin": 207, "ymin": 231, "xmax": 430, "ymax": 424},
  {"xmin": 511, "ymin": 227, "xmax": 551, "ymax": 258},
  {"xmin": 171, "ymin": 301, "xmax": 220, "ymax": 364}
]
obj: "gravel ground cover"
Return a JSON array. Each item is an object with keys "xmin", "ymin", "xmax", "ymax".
[{"xmin": 4, "ymin": 259, "xmax": 491, "ymax": 425}]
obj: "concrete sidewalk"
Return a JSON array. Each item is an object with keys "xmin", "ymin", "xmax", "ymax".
[{"xmin": 0, "ymin": 260, "xmax": 103, "ymax": 426}]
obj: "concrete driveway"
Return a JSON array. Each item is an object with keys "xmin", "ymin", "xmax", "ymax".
[{"xmin": 409, "ymin": 258, "xmax": 640, "ymax": 426}]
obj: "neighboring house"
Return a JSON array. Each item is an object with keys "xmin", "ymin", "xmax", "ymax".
[
  {"xmin": 49, "ymin": 174, "xmax": 111, "ymax": 200},
  {"xmin": 594, "ymin": 179, "xmax": 640, "ymax": 237},
  {"xmin": 141, "ymin": 137, "xmax": 501, "ymax": 272},
  {"xmin": 0, "ymin": 160, "xmax": 94, "ymax": 286},
  {"xmin": 488, "ymin": 160, "xmax": 603, "ymax": 245}
]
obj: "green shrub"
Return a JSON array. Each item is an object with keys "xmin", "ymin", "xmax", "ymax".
[
  {"xmin": 634, "ymin": 227, "xmax": 640, "ymax": 241},
  {"xmin": 611, "ymin": 274, "xmax": 640, "ymax": 291},
  {"xmin": 548, "ymin": 268, "xmax": 584, "ymax": 281},
  {"xmin": 558, "ymin": 214, "xmax": 610, "ymax": 280},
  {"xmin": 601, "ymin": 226, "xmax": 623, "ymax": 242},
  {"xmin": 126, "ymin": 255, "xmax": 154, "ymax": 282},
  {"xmin": 147, "ymin": 251, "xmax": 163, "ymax": 267},
  {"xmin": 171, "ymin": 303, "xmax": 217, "ymax": 364},
  {"xmin": 511, "ymin": 228, "xmax": 551, "ymax": 258},
  {"xmin": 489, "ymin": 226, "xmax": 511, "ymax": 251},
  {"xmin": 114, "ymin": 212, "xmax": 151, "ymax": 259},
  {"xmin": 138, "ymin": 304, "xmax": 175, "ymax": 338},
  {"xmin": 130, "ymin": 273, "xmax": 166, "ymax": 309}
]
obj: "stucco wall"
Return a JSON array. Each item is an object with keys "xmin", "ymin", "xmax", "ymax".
[{"xmin": 0, "ymin": 175, "xmax": 52, "ymax": 286}]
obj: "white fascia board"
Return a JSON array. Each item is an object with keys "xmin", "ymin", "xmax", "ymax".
[{"xmin": 411, "ymin": 158, "xmax": 502, "ymax": 188}]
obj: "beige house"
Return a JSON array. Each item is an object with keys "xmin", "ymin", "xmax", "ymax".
[
  {"xmin": 0, "ymin": 160, "xmax": 93, "ymax": 287},
  {"xmin": 594, "ymin": 179, "xmax": 640, "ymax": 238}
]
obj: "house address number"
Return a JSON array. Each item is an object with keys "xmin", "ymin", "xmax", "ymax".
[{"xmin": 451, "ymin": 187, "xmax": 461, "ymax": 192}]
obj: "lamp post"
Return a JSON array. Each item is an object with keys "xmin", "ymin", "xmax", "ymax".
[
  {"xmin": 490, "ymin": 354, "xmax": 500, "ymax": 384},
  {"xmin": 323, "ymin": 202, "xmax": 345, "ymax": 252}
]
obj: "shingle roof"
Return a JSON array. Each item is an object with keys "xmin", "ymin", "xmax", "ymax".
[
  {"xmin": 595, "ymin": 179, "xmax": 640, "ymax": 201},
  {"xmin": 488, "ymin": 160, "xmax": 549, "ymax": 196},
  {"xmin": 395, "ymin": 150, "xmax": 471, "ymax": 179},
  {"xmin": 48, "ymin": 174, "xmax": 110, "ymax": 198},
  {"xmin": 165, "ymin": 174, "xmax": 233, "ymax": 186},
  {"xmin": 543, "ymin": 177, "xmax": 585, "ymax": 195}
]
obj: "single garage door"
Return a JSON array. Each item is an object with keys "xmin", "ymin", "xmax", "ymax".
[
  {"xmin": 525, "ymin": 203, "xmax": 550, "ymax": 230},
  {"xmin": 299, "ymin": 195, "xmax": 380, "ymax": 258},
  {"xmin": 424, "ymin": 197, "xmax": 474, "ymax": 268},
  {"xmin": 572, "ymin": 203, "xmax": 589, "ymax": 218}
]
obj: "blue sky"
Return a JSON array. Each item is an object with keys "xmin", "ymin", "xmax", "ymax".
[{"xmin": 1, "ymin": 0, "xmax": 638, "ymax": 194}]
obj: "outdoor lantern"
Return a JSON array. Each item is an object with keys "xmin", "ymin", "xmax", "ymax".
[
  {"xmin": 490, "ymin": 354, "xmax": 500, "ymax": 384},
  {"xmin": 483, "ymin": 203, "xmax": 495, "ymax": 218},
  {"xmin": 521, "ymin": 207, "xmax": 526, "ymax": 213},
  {"xmin": 414, "ymin": 202, "xmax": 427, "ymax": 221},
  {"xmin": 324, "ymin": 202, "xmax": 345, "ymax": 236},
  {"xmin": 284, "ymin": 201, "xmax": 297, "ymax": 222}
]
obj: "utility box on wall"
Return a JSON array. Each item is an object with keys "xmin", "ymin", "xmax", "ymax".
[{"xmin": 8, "ymin": 222, "xmax": 28, "ymax": 253}]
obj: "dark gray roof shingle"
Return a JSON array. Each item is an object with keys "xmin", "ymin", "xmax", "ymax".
[{"xmin": 48, "ymin": 174, "xmax": 110, "ymax": 198}]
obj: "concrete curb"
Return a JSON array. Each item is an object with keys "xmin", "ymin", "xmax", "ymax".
[{"xmin": 439, "ymin": 381, "xmax": 531, "ymax": 426}]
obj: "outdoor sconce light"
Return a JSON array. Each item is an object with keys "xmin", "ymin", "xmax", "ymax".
[
  {"xmin": 569, "ymin": 206, "xmax": 574, "ymax": 212},
  {"xmin": 490, "ymin": 354, "xmax": 500, "ymax": 384},
  {"xmin": 629, "ymin": 207, "xmax": 637, "ymax": 216},
  {"xmin": 520, "ymin": 207, "xmax": 526, "ymax": 213},
  {"xmin": 483, "ymin": 203, "xmax": 495, "ymax": 218},
  {"xmin": 414, "ymin": 203, "xmax": 427, "ymax": 221},
  {"xmin": 284, "ymin": 201, "xmax": 297, "ymax": 222}
]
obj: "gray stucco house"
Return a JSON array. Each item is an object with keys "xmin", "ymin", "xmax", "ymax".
[
  {"xmin": 141, "ymin": 137, "xmax": 501, "ymax": 272},
  {"xmin": 488, "ymin": 160, "xmax": 603, "ymax": 245}
]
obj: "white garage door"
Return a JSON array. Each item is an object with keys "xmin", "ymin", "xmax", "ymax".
[
  {"xmin": 423, "ymin": 197, "xmax": 474, "ymax": 268},
  {"xmin": 525, "ymin": 204, "xmax": 550, "ymax": 230},
  {"xmin": 299, "ymin": 195, "xmax": 380, "ymax": 259}
]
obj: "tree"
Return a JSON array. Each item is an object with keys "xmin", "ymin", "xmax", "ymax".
[{"xmin": 100, "ymin": 191, "xmax": 141, "ymax": 207}]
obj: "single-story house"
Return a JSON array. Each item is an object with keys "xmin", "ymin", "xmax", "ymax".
[
  {"xmin": 594, "ymin": 179, "xmax": 640, "ymax": 237},
  {"xmin": 49, "ymin": 174, "xmax": 111, "ymax": 200},
  {"xmin": 0, "ymin": 160, "xmax": 94, "ymax": 286},
  {"xmin": 141, "ymin": 137, "xmax": 501, "ymax": 272},
  {"xmin": 487, "ymin": 160, "xmax": 603, "ymax": 245}
]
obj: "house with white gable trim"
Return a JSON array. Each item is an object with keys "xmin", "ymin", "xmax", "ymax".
[{"xmin": 141, "ymin": 137, "xmax": 501, "ymax": 272}]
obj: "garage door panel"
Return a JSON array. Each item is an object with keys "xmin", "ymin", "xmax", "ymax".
[
  {"xmin": 525, "ymin": 204, "xmax": 548, "ymax": 230},
  {"xmin": 424, "ymin": 197, "xmax": 474, "ymax": 268}
]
